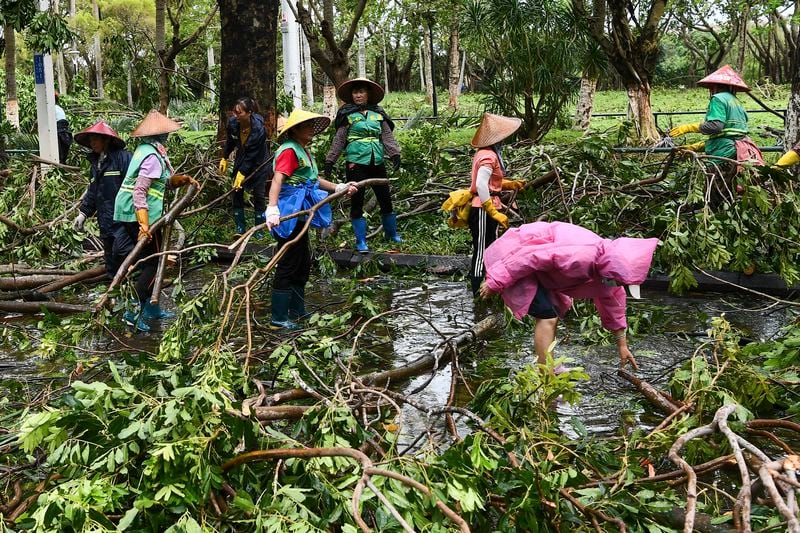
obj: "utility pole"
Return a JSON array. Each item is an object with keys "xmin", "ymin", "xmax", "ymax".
[
  {"xmin": 280, "ymin": 0, "xmax": 302, "ymax": 110},
  {"xmin": 34, "ymin": 0, "xmax": 60, "ymax": 166}
]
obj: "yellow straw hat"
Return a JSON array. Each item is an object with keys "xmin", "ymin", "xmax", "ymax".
[
  {"xmin": 131, "ymin": 110, "xmax": 181, "ymax": 137},
  {"xmin": 337, "ymin": 77, "xmax": 385, "ymax": 104},
  {"xmin": 276, "ymin": 109, "xmax": 331, "ymax": 142},
  {"xmin": 471, "ymin": 113, "xmax": 522, "ymax": 148}
]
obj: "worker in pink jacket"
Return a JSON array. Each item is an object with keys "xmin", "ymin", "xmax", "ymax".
[{"xmin": 479, "ymin": 222, "xmax": 659, "ymax": 371}]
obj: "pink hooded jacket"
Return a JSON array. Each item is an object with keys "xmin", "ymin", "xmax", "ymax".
[{"xmin": 483, "ymin": 222, "xmax": 659, "ymax": 331}]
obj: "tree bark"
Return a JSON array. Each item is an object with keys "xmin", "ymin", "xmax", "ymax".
[
  {"xmin": 786, "ymin": 37, "xmax": 800, "ymax": 150},
  {"xmin": 447, "ymin": 24, "xmax": 459, "ymax": 110},
  {"xmin": 573, "ymin": 75, "xmax": 597, "ymax": 130},
  {"xmin": 4, "ymin": 26, "xmax": 19, "ymax": 130},
  {"xmin": 422, "ymin": 31, "xmax": 433, "ymax": 104},
  {"xmin": 627, "ymin": 83, "xmax": 659, "ymax": 141},
  {"xmin": 92, "ymin": 0, "xmax": 104, "ymax": 99},
  {"xmin": 736, "ymin": 3, "xmax": 750, "ymax": 73},
  {"xmin": 217, "ymin": 0, "xmax": 279, "ymax": 142}
]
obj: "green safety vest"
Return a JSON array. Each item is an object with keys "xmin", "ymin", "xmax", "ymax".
[
  {"xmin": 273, "ymin": 139, "xmax": 318, "ymax": 186},
  {"xmin": 344, "ymin": 110, "xmax": 385, "ymax": 165},
  {"xmin": 113, "ymin": 142, "xmax": 170, "ymax": 224},
  {"xmin": 704, "ymin": 92, "xmax": 748, "ymax": 159}
]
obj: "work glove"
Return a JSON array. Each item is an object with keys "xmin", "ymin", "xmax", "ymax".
[
  {"xmin": 135, "ymin": 208, "xmax": 150, "ymax": 241},
  {"xmin": 774, "ymin": 149, "xmax": 800, "ymax": 168},
  {"xmin": 481, "ymin": 199, "xmax": 508, "ymax": 229},
  {"xmin": 678, "ymin": 141, "xmax": 706, "ymax": 153},
  {"xmin": 218, "ymin": 158, "xmax": 228, "ymax": 175},
  {"xmin": 233, "ymin": 171, "xmax": 246, "ymax": 191},
  {"xmin": 335, "ymin": 181, "xmax": 358, "ymax": 196},
  {"xmin": 501, "ymin": 179, "xmax": 525, "ymax": 191},
  {"xmin": 323, "ymin": 162, "xmax": 333, "ymax": 179},
  {"xmin": 669, "ymin": 123, "xmax": 702, "ymax": 137},
  {"xmin": 72, "ymin": 212, "xmax": 87, "ymax": 231},
  {"xmin": 170, "ymin": 174, "xmax": 199, "ymax": 188},
  {"xmin": 391, "ymin": 154, "xmax": 401, "ymax": 171},
  {"xmin": 265, "ymin": 205, "xmax": 281, "ymax": 230}
]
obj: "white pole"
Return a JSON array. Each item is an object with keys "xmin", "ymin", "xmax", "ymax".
[
  {"xmin": 280, "ymin": 0, "xmax": 302, "ymax": 110},
  {"xmin": 357, "ymin": 27, "xmax": 366, "ymax": 78},
  {"xmin": 207, "ymin": 44, "xmax": 216, "ymax": 97},
  {"xmin": 383, "ymin": 32, "xmax": 389, "ymax": 94},
  {"xmin": 302, "ymin": 32, "xmax": 313, "ymax": 104},
  {"xmin": 34, "ymin": 0, "xmax": 59, "ymax": 166}
]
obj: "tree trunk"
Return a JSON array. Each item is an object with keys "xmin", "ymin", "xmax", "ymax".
[
  {"xmin": 323, "ymin": 80, "xmax": 336, "ymax": 120},
  {"xmin": 218, "ymin": 0, "xmax": 279, "ymax": 141},
  {"xmin": 4, "ymin": 26, "xmax": 19, "ymax": 130},
  {"xmin": 736, "ymin": 3, "xmax": 749, "ymax": 73},
  {"xmin": 155, "ymin": 0, "xmax": 166, "ymax": 112},
  {"xmin": 357, "ymin": 27, "xmax": 366, "ymax": 78},
  {"xmin": 786, "ymin": 41, "xmax": 800, "ymax": 150},
  {"xmin": 422, "ymin": 32, "xmax": 433, "ymax": 103},
  {"xmin": 302, "ymin": 33, "xmax": 313, "ymax": 103},
  {"xmin": 447, "ymin": 24, "xmax": 459, "ymax": 110},
  {"xmin": 382, "ymin": 32, "xmax": 389, "ymax": 94},
  {"xmin": 207, "ymin": 45, "xmax": 216, "ymax": 98},
  {"xmin": 417, "ymin": 44, "xmax": 425, "ymax": 91},
  {"xmin": 126, "ymin": 60, "xmax": 133, "ymax": 106},
  {"xmin": 92, "ymin": 0, "xmax": 104, "ymax": 99},
  {"xmin": 627, "ymin": 83, "xmax": 659, "ymax": 142},
  {"xmin": 573, "ymin": 74, "xmax": 597, "ymax": 130},
  {"xmin": 56, "ymin": 51, "xmax": 67, "ymax": 95}
]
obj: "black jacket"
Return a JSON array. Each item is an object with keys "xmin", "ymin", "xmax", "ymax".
[
  {"xmin": 80, "ymin": 147, "xmax": 132, "ymax": 236},
  {"xmin": 224, "ymin": 113, "xmax": 270, "ymax": 183}
]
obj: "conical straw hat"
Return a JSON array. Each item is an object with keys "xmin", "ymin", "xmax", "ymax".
[
  {"xmin": 471, "ymin": 113, "xmax": 522, "ymax": 148},
  {"xmin": 74, "ymin": 120, "xmax": 126, "ymax": 150},
  {"xmin": 276, "ymin": 109, "xmax": 331, "ymax": 142},
  {"xmin": 130, "ymin": 110, "xmax": 181, "ymax": 137},
  {"xmin": 697, "ymin": 65, "xmax": 750, "ymax": 92},
  {"xmin": 337, "ymin": 77, "xmax": 385, "ymax": 104}
]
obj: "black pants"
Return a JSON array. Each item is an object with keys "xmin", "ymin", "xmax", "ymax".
[
  {"xmin": 468, "ymin": 206, "xmax": 498, "ymax": 295},
  {"xmin": 527, "ymin": 286, "xmax": 559, "ymax": 319},
  {"xmin": 101, "ymin": 235, "xmax": 117, "ymax": 279},
  {"xmin": 232, "ymin": 172, "xmax": 267, "ymax": 212},
  {"xmin": 346, "ymin": 162, "xmax": 393, "ymax": 219},
  {"xmin": 111, "ymin": 221, "xmax": 161, "ymax": 302},
  {"xmin": 273, "ymin": 222, "xmax": 311, "ymax": 290}
]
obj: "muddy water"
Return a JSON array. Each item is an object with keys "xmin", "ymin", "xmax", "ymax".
[{"xmin": 0, "ymin": 274, "xmax": 793, "ymax": 444}]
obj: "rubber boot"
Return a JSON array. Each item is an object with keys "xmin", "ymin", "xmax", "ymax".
[
  {"xmin": 233, "ymin": 208, "xmax": 246, "ymax": 236},
  {"xmin": 351, "ymin": 217, "xmax": 369, "ymax": 253},
  {"xmin": 141, "ymin": 302, "xmax": 176, "ymax": 320},
  {"xmin": 270, "ymin": 289, "xmax": 300, "ymax": 330},
  {"xmin": 288, "ymin": 284, "xmax": 306, "ymax": 320},
  {"xmin": 381, "ymin": 213, "xmax": 403, "ymax": 243},
  {"xmin": 254, "ymin": 211, "xmax": 266, "ymax": 239},
  {"xmin": 123, "ymin": 303, "xmax": 151, "ymax": 332}
]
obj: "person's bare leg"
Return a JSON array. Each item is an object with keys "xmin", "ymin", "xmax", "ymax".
[{"xmin": 534, "ymin": 318, "xmax": 559, "ymax": 366}]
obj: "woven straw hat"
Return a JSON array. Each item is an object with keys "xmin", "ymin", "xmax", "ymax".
[
  {"xmin": 276, "ymin": 109, "xmax": 331, "ymax": 142},
  {"xmin": 337, "ymin": 77, "xmax": 385, "ymax": 104},
  {"xmin": 74, "ymin": 120, "xmax": 126, "ymax": 150},
  {"xmin": 698, "ymin": 65, "xmax": 750, "ymax": 92},
  {"xmin": 131, "ymin": 110, "xmax": 181, "ymax": 137},
  {"xmin": 471, "ymin": 113, "xmax": 522, "ymax": 148}
]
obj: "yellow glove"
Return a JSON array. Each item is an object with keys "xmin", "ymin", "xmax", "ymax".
[
  {"xmin": 218, "ymin": 158, "xmax": 228, "ymax": 175},
  {"xmin": 501, "ymin": 179, "xmax": 525, "ymax": 191},
  {"xmin": 679, "ymin": 141, "xmax": 706, "ymax": 153},
  {"xmin": 135, "ymin": 208, "xmax": 150, "ymax": 241},
  {"xmin": 669, "ymin": 123, "xmax": 702, "ymax": 137},
  {"xmin": 481, "ymin": 199, "xmax": 508, "ymax": 229},
  {"xmin": 233, "ymin": 171, "xmax": 246, "ymax": 190},
  {"xmin": 170, "ymin": 173, "xmax": 199, "ymax": 188},
  {"xmin": 775, "ymin": 149, "xmax": 800, "ymax": 168}
]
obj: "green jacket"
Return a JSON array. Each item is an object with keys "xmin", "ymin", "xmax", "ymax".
[
  {"xmin": 113, "ymin": 142, "xmax": 170, "ymax": 224},
  {"xmin": 345, "ymin": 110, "xmax": 385, "ymax": 165},
  {"xmin": 704, "ymin": 92, "xmax": 748, "ymax": 159},
  {"xmin": 273, "ymin": 139, "xmax": 318, "ymax": 186}
]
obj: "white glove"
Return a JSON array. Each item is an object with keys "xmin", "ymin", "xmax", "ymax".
[
  {"xmin": 265, "ymin": 205, "xmax": 281, "ymax": 230},
  {"xmin": 335, "ymin": 182, "xmax": 349, "ymax": 193},
  {"xmin": 73, "ymin": 212, "xmax": 87, "ymax": 231},
  {"xmin": 335, "ymin": 181, "xmax": 357, "ymax": 196}
]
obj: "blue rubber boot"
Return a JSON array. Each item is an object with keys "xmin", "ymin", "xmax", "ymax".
[
  {"xmin": 351, "ymin": 217, "xmax": 369, "ymax": 253},
  {"xmin": 233, "ymin": 208, "xmax": 246, "ymax": 236},
  {"xmin": 254, "ymin": 211, "xmax": 266, "ymax": 239},
  {"xmin": 123, "ymin": 304, "xmax": 151, "ymax": 332},
  {"xmin": 382, "ymin": 213, "xmax": 403, "ymax": 243},
  {"xmin": 142, "ymin": 302, "xmax": 176, "ymax": 320},
  {"xmin": 270, "ymin": 289, "xmax": 300, "ymax": 330},
  {"xmin": 288, "ymin": 284, "xmax": 306, "ymax": 321}
]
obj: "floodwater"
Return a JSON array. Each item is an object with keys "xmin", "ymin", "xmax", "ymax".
[{"xmin": 0, "ymin": 274, "xmax": 793, "ymax": 446}]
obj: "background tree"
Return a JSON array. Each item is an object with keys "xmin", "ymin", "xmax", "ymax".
[
  {"xmin": 573, "ymin": 0, "xmax": 606, "ymax": 130},
  {"xmin": 0, "ymin": 0, "xmax": 37, "ymax": 130},
  {"xmin": 669, "ymin": 0, "xmax": 743, "ymax": 77},
  {"xmin": 785, "ymin": 7, "xmax": 800, "ymax": 149}
]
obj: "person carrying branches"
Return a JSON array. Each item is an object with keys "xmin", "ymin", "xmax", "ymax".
[
  {"xmin": 112, "ymin": 111, "xmax": 199, "ymax": 332},
  {"xmin": 220, "ymin": 97, "xmax": 270, "ymax": 237},
  {"xmin": 266, "ymin": 109, "xmax": 357, "ymax": 330},
  {"xmin": 669, "ymin": 65, "xmax": 764, "ymax": 204},
  {"xmin": 72, "ymin": 121, "xmax": 132, "ymax": 278},
  {"xmin": 324, "ymin": 77, "xmax": 402, "ymax": 253}
]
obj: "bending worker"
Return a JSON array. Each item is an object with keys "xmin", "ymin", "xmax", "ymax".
[
  {"xmin": 220, "ymin": 97, "xmax": 270, "ymax": 237},
  {"xmin": 468, "ymin": 113, "xmax": 525, "ymax": 295},
  {"xmin": 73, "ymin": 121, "xmax": 132, "ymax": 278},
  {"xmin": 266, "ymin": 109, "xmax": 357, "ymax": 330},
  {"xmin": 324, "ymin": 77, "xmax": 402, "ymax": 252},
  {"xmin": 479, "ymin": 222, "xmax": 659, "ymax": 372},
  {"xmin": 112, "ymin": 111, "xmax": 198, "ymax": 332}
]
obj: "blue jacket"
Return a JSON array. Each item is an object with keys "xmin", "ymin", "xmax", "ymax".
[
  {"xmin": 224, "ymin": 113, "xmax": 270, "ymax": 182},
  {"xmin": 80, "ymin": 148, "xmax": 132, "ymax": 236}
]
